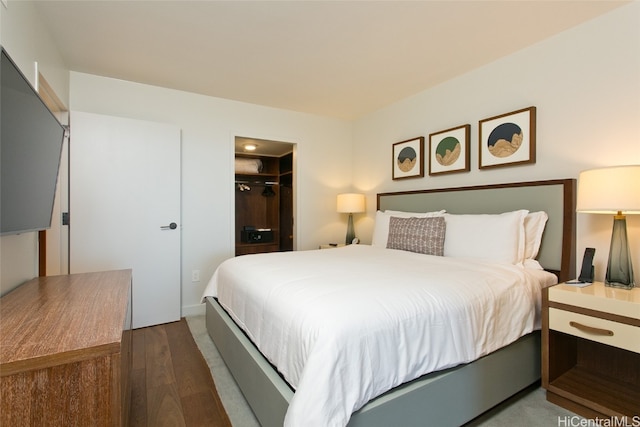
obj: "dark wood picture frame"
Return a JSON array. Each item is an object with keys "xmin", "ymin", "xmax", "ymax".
[
  {"xmin": 479, "ymin": 106, "xmax": 536, "ymax": 169},
  {"xmin": 428, "ymin": 124, "xmax": 470, "ymax": 176},
  {"xmin": 392, "ymin": 137, "xmax": 424, "ymax": 180}
]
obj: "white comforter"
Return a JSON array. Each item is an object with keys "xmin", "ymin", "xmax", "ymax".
[{"xmin": 202, "ymin": 245, "xmax": 556, "ymax": 427}]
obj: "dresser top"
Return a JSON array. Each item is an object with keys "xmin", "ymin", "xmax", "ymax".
[
  {"xmin": 549, "ymin": 281, "xmax": 640, "ymax": 319},
  {"xmin": 0, "ymin": 270, "xmax": 131, "ymax": 375}
]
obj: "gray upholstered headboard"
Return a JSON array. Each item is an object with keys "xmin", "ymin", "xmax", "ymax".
[{"xmin": 377, "ymin": 179, "xmax": 576, "ymax": 281}]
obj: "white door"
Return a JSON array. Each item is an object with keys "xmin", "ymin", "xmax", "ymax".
[{"xmin": 70, "ymin": 111, "xmax": 181, "ymax": 328}]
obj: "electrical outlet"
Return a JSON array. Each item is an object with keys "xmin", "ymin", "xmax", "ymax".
[{"xmin": 191, "ymin": 269, "xmax": 200, "ymax": 282}]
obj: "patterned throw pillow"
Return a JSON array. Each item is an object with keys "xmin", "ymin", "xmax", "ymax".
[{"xmin": 386, "ymin": 216, "xmax": 446, "ymax": 256}]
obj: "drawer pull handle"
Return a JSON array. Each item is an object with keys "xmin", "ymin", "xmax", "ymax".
[{"xmin": 569, "ymin": 321, "xmax": 614, "ymax": 336}]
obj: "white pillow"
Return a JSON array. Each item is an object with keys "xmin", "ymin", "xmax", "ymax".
[
  {"xmin": 443, "ymin": 210, "xmax": 528, "ymax": 264},
  {"xmin": 523, "ymin": 259, "xmax": 544, "ymax": 270},
  {"xmin": 371, "ymin": 209, "xmax": 446, "ymax": 247},
  {"xmin": 524, "ymin": 211, "xmax": 548, "ymax": 261}
]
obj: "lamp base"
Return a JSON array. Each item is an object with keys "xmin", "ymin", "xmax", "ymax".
[
  {"xmin": 604, "ymin": 216, "xmax": 634, "ymax": 289},
  {"xmin": 345, "ymin": 213, "xmax": 355, "ymax": 245},
  {"xmin": 605, "ymin": 281, "xmax": 634, "ymax": 290}
]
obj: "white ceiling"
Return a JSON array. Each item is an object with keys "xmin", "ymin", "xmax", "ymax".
[{"xmin": 33, "ymin": 0, "xmax": 628, "ymax": 120}]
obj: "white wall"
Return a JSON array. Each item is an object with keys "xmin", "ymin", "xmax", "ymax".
[
  {"xmin": 0, "ymin": 0, "xmax": 70, "ymax": 295},
  {"xmin": 69, "ymin": 73, "xmax": 353, "ymax": 315},
  {"xmin": 3, "ymin": 0, "xmax": 638, "ymax": 310},
  {"xmin": 352, "ymin": 2, "xmax": 640, "ymax": 282}
]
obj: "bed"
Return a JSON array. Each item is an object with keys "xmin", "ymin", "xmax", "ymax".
[{"xmin": 204, "ymin": 179, "xmax": 576, "ymax": 427}]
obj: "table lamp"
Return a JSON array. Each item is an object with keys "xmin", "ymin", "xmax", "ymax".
[
  {"xmin": 337, "ymin": 193, "xmax": 365, "ymax": 245},
  {"xmin": 576, "ymin": 165, "xmax": 640, "ymax": 289}
]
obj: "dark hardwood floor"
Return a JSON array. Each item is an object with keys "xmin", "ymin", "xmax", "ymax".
[{"xmin": 130, "ymin": 318, "xmax": 232, "ymax": 427}]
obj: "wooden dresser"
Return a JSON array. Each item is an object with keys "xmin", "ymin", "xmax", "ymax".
[{"xmin": 1, "ymin": 270, "xmax": 133, "ymax": 426}]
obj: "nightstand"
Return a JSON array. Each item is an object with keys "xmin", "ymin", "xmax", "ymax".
[
  {"xmin": 319, "ymin": 243, "xmax": 346, "ymax": 249},
  {"xmin": 542, "ymin": 282, "xmax": 640, "ymax": 420}
]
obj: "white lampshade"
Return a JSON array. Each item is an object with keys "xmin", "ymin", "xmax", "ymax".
[
  {"xmin": 576, "ymin": 165, "xmax": 640, "ymax": 214},
  {"xmin": 576, "ymin": 164, "xmax": 639, "ymax": 289},
  {"xmin": 337, "ymin": 193, "xmax": 365, "ymax": 213}
]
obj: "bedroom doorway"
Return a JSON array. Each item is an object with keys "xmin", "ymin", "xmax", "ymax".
[
  {"xmin": 234, "ymin": 136, "xmax": 295, "ymax": 256},
  {"xmin": 36, "ymin": 73, "xmax": 69, "ymax": 277}
]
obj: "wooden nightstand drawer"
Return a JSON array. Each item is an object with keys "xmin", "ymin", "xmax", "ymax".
[{"xmin": 548, "ymin": 307, "xmax": 640, "ymax": 353}]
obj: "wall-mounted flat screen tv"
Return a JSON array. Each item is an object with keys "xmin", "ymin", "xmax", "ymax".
[{"xmin": 1, "ymin": 47, "xmax": 66, "ymax": 235}]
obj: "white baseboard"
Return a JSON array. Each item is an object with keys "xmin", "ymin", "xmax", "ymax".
[{"xmin": 182, "ymin": 302, "xmax": 206, "ymax": 317}]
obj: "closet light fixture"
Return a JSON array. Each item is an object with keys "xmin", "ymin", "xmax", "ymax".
[
  {"xmin": 243, "ymin": 143, "xmax": 257, "ymax": 152},
  {"xmin": 576, "ymin": 165, "xmax": 640, "ymax": 289}
]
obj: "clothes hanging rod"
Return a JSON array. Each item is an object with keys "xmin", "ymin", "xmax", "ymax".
[{"xmin": 235, "ymin": 180, "xmax": 279, "ymax": 185}]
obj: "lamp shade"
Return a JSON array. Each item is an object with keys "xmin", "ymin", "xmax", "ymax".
[
  {"xmin": 337, "ymin": 193, "xmax": 365, "ymax": 213},
  {"xmin": 576, "ymin": 165, "xmax": 640, "ymax": 214}
]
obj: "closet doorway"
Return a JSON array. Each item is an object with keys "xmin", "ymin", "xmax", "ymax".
[{"xmin": 234, "ymin": 137, "xmax": 295, "ymax": 256}]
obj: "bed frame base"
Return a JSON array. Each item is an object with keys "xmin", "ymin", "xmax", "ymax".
[
  {"xmin": 205, "ymin": 296, "xmax": 292, "ymax": 427},
  {"xmin": 206, "ymin": 296, "xmax": 541, "ymax": 427}
]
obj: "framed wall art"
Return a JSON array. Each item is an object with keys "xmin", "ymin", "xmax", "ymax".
[
  {"xmin": 479, "ymin": 106, "xmax": 536, "ymax": 169},
  {"xmin": 429, "ymin": 124, "xmax": 470, "ymax": 176},
  {"xmin": 392, "ymin": 137, "xmax": 424, "ymax": 180}
]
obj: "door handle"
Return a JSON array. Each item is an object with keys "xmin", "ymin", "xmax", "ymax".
[{"xmin": 160, "ymin": 222, "xmax": 178, "ymax": 230}]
